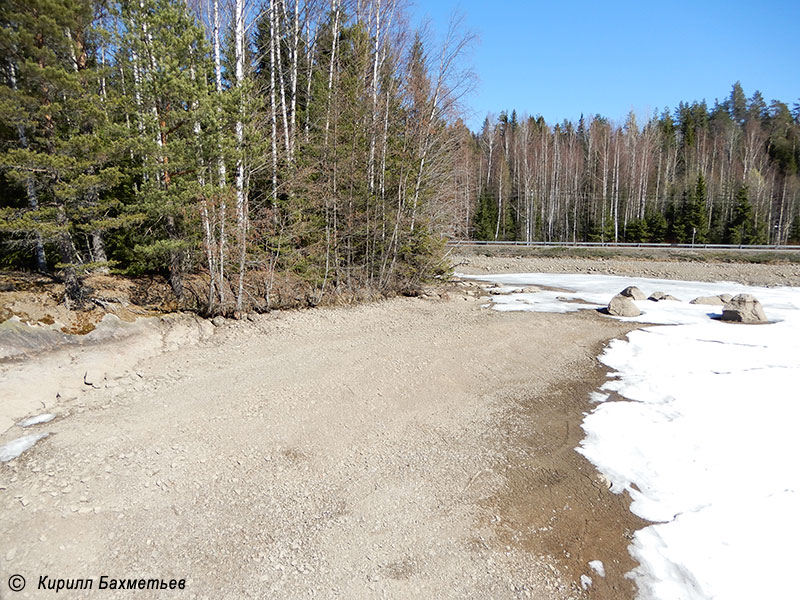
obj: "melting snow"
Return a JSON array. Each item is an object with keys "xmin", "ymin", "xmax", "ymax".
[
  {"xmin": 589, "ymin": 391, "xmax": 609, "ymax": 404},
  {"xmin": 460, "ymin": 272, "xmax": 800, "ymax": 600},
  {"xmin": 0, "ymin": 432, "xmax": 49, "ymax": 462},
  {"xmin": 589, "ymin": 560, "xmax": 606, "ymax": 577},
  {"xmin": 17, "ymin": 413, "xmax": 56, "ymax": 427}
]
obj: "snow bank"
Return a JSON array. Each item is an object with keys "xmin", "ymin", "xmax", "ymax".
[{"xmin": 459, "ymin": 272, "xmax": 800, "ymax": 600}]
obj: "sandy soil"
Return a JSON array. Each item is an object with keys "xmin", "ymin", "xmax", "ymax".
[{"xmin": 1, "ymin": 287, "xmax": 642, "ymax": 599}]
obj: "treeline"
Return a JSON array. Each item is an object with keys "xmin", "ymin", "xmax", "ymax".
[
  {"xmin": 0, "ymin": 0, "xmax": 472, "ymax": 313},
  {"xmin": 454, "ymin": 83, "xmax": 800, "ymax": 246}
]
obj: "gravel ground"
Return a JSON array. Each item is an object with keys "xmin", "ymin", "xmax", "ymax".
[
  {"xmin": 452, "ymin": 253, "xmax": 800, "ymax": 287},
  {"xmin": 1, "ymin": 293, "xmax": 636, "ymax": 600}
]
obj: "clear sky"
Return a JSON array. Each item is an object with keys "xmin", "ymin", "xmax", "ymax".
[{"xmin": 408, "ymin": 0, "xmax": 800, "ymax": 131}]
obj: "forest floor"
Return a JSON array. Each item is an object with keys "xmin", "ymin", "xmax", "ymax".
[{"xmin": 1, "ymin": 254, "xmax": 796, "ymax": 599}]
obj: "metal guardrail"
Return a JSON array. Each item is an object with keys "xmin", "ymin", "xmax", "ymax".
[{"xmin": 446, "ymin": 240, "xmax": 800, "ymax": 251}]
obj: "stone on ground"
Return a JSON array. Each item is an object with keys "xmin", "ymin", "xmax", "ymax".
[
  {"xmin": 721, "ymin": 294, "xmax": 768, "ymax": 324},
  {"xmin": 648, "ymin": 291, "xmax": 680, "ymax": 302},
  {"xmin": 607, "ymin": 294, "xmax": 641, "ymax": 317},
  {"xmin": 690, "ymin": 296, "xmax": 724, "ymax": 305},
  {"xmin": 620, "ymin": 286, "xmax": 646, "ymax": 301}
]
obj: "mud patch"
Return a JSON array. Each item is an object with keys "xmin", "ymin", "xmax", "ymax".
[{"xmin": 486, "ymin": 331, "xmax": 646, "ymax": 600}]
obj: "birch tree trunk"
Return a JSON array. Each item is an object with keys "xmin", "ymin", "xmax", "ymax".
[
  {"xmin": 288, "ymin": 0, "xmax": 300, "ymax": 161},
  {"xmin": 212, "ymin": 0, "xmax": 227, "ymax": 304},
  {"xmin": 269, "ymin": 0, "xmax": 279, "ymax": 203},
  {"xmin": 274, "ymin": 1, "xmax": 291, "ymax": 160},
  {"xmin": 234, "ymin": 0, "xmax": 247, "ymax": 312},
  {"xmin": 324, "ymin": 0, "xmax": 340, "ymax": 147}
]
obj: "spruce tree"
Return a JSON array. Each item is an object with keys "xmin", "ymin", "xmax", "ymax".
[
  {"xmin": 473, "ymin": 189, "xmax": 497, "ymax": 240},
  {"xmin": 624, "ymin": 218, "xmax": 650, "ymax": 243},
  {"xmin": 788, "ymin": 213, "xmax": 800, "ymax": 244},
  {"xmin": 684, "ymin": 174, "xmax": 709, "ymax": 244},
  {"xmin": 726, "ymin": 185, "xmax": 755, "ymax": 245},
  {"xmin": 646, "ymin": 211, "xmax": 667, "ymax": 242}
]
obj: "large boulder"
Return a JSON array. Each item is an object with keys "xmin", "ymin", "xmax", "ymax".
[
  {"xmin": 690, "ymin": 295, "xmax": 724, "ymax": 305},
  {"xmin": 607, "ymin": 294, "xmax": 641, "ymax": 317},
  {"xmin": 620, "ymin": 286, "xmax": 646, "ymax": 301},
  {"xmin": 721, "ymin": 294, "xmax": 768, "ymax": 324},
  {"xmin": 648, "ymin": 291, "xmax": 681, "ymax": 302},
  {"xmin": 719, "ymin": 293, "xmax": 733, "ymax": 303}
]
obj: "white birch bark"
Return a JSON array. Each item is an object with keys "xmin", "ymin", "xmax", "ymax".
[
  {"xmin": 234, "ymin": 0, "xmax": 247, "ymax": 311},
  {"xmin": 269, "ymin": 0, "xmax": 279, "ymax": 202},
  {"xmin": 213, "ymin": 0, "xmax": 226, "ymax": 304},
  {"xmin": 274, "ymin": 1, "xmax": 291, "ymax": 160},
  {"xmin": 288, "ymin": 0, "xmax": 300, "ymax": 160},
  {"xmin": 324, "ymin": 0, "xmax": 340, "ymax": 147},
  {"xmin": 367, "ymin": 0, "xmax": 382, "ymax": 193}
]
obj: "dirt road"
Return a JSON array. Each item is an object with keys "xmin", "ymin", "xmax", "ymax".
[
  {"xmin": 1, "ymin": 291, "xmax": 641, "ymax": 599},
  {"xmin": 452, "ymin": 251, "xmax": 800, "ymax": 286}
]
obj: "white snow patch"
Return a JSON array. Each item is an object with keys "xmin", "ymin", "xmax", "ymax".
[
  {"xmin": 580, "ymin": 574, "xmax": 593, "ymax": 590},
  {"xmin": 0, "ymin": 432, "xmax": 49, "ymax": 462},
  {"xmin": 589, "ymin": 560, "xmax": 605, "ymax": 577},
  {"xmin": 462, "ymin": 272, "xmax": 800, "ymax": 600},
  {"xmin": 17, "ymin": 413, "xmax": 56, "ymax": 427},
  {"xmin": 589, "ymin": 391, "xmax": 609, "ymax": 404}
]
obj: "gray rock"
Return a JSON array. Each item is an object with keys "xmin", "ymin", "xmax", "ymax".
[
  {"xmin": 719, "ymin": 293, "xmax": 733, "ymax": 303},
  {"xmin": 690, "ymin": 295, "xmax": 724, "ymax": 305},
  {"xmin": 211, "ymin": 316, "xmax": 226, "ymax": 327},
  {"xmin": 488, "ymin": 288, "xmax": 512, "ymax": 296},
  {"xmin": 721, "ymin": 294, "xmax": 768, "ymax": 323},
  {"xmin": 620, "ymin": 286, "xmax": 646, "ymax": 301},
  {"xmin": 607, "ymin": 294, "xmax": 641, "ymax": 317},
  {"xmin": 648, "ymin": 291, "xmax": 680, "ymax": 302}
]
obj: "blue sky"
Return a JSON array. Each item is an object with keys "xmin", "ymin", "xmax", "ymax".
[{"xmin": 408, "ymin": 0, "xmax": 800, "ymax": 131}]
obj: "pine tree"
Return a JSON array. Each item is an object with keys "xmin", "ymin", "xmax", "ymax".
[
  {"xmin": 117, "ymin": 0, "xmax": 215, "ymax": 298},
  {"xmin": 0, "ymin": 0, "xmax": 120, "ymax": 301}
]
